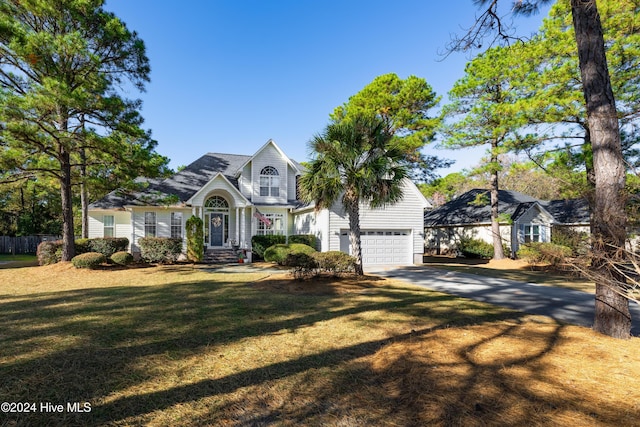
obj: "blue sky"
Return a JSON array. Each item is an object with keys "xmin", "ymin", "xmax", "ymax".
[{"xmin": 104, "ymin": 1, "xmax": 551, "ymax": 176}]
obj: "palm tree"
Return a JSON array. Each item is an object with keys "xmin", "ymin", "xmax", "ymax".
[{"xmin": 299, "ymin": 116, "xmax": 409, "ymax": 275}]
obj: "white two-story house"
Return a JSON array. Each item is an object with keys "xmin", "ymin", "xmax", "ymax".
[{"xmin": 88, "ymin": 140, "xmax": 429, "ymax": 265}]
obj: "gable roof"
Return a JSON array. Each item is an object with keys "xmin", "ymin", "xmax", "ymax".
[
  {"xmin": 235, "ymin": 139, "xmax": 302, "ymax": 175},
  {"xmin": 423, "ymin": 188, "xmax": 589, "ymax": 227}
]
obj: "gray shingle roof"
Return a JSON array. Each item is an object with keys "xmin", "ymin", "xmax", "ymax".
[
  {"xmin": 90, "ymin": 152, "xmax": 254, "ymax": 209},
  {"xmin": 424, "ymin": 188, "xmax": 589, "ymax": 227},
  {"xmin": 542, "ymin": 198, "xmax": 591, "ymax": 224}
]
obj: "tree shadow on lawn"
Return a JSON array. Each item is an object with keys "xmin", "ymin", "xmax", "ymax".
[
  {"xmin": 1, "ymin": 272, "xmax": 630, "ymax": 425},
  {"xmin": 209, "ymin": 322, "xmax": 640, "ymax": 427}
]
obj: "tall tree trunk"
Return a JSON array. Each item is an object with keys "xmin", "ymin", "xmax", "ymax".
[
  {"xmin": 572, "ymin": 0, "xmax": 630, "ymax": 338},
  {"xmin": 582, "ymin": 128, "xmax": 596, "ymax": 236},
  {"xmin": 490, "ymin": 148, "xmax": 505, "ymax": 260},
  {"xmin": 345, "ymin": 191, "xmax": 364, "ymax": 276},
  {"xmin": 60, "ymin": 148, "xmax": 76, "ymax": 262},
  {"xmin": 80, "ymin": 147, "xmax": 89, "ymax": 239}
]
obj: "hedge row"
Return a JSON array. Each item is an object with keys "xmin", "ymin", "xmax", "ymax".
[
  {"xmin": 251, "ymin": 234, "xmax": 318, "ymax": 259},
  {"xmin": 70, "ymin": 250, "xmax": 135, "ymax": 269},
  {"xmin": 76, "ymin": 238, "xmax": 129, "ymax": 257},
  {"xmin": 288, "ymin": 234, "xmax": 318, "ymax": 249},
  {"xmin": 251, "ymin": 235, "xmax": 286, "ymax": 259},
  {"xmin": 139, "ymin": 237, "xmax": 182, "ymax": 263},
  {"xmin": 457, "ymin": 237, "xmax": 504, "ymax": 259},
  {"xmin": 37, "ymin": 238, "xmax": 129, "ymax": 265},
  {"xmin": 264, "ymin": 243, "xmax": 316, "ymax": 265},
  {"xmin": 285, "ymin": 251, "xmax": 357, "ymax": 279}
]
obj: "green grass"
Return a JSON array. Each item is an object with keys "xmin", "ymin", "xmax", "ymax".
[
  {"xmin": 0, "ymin": 263, "xmax": 637, "ymax": 426},
  {"xmin": 0, "ymin": 254, "xmax": 38, "ymax": 269}
]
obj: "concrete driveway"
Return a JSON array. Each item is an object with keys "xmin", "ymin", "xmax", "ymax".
[{"xmin": 365, "ymin": 265, "xmax": 640, "ymax": 336}]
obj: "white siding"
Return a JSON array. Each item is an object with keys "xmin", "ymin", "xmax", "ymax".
[
  {"xmin": 240, "ymin": 163, "xmax": 252, "ymax": 199},
  {"xmin": 326, "ymin": 180, "xmax": 427, "ymax": 264},
  {"xmin": 252, "ymin": 143, "xmax": 288, "ymax": 204},
  {"xmin": 287, "ymin": 164, "xmax": 298, "ymax": 201},
  {"xmin": 131, "ymin": 207, "xmax": 191, "ymax": 253},
  {"xmin": 292, "ymin": 208, "xmax": 328, "ymax": 251},
  {"xmin": 87, "ymin": 210, "xmax": 133, "ymax": 249}
]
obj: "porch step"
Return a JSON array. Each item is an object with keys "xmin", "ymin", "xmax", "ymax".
[{"xmin": 204, "ymin": 249, "xmax": 240, "ymax": 264}]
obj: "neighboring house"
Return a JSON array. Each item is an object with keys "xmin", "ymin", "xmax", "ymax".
[
  {"xmin": 423, "ymin": 189, "xmax": 590, "ymax": 256},
  {"xmin": 89, "ymin": 140, "xmax": 429, "ymax": 265}
]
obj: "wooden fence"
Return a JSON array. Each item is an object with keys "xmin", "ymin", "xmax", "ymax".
[{"xmin": 0, "ymin": 235, "xmax": 61, "ymax": 254}]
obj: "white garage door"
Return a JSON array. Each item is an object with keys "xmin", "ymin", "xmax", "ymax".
[{"xmin": 340, "ymin": 229, "xmax": 411, "ymax": 265}]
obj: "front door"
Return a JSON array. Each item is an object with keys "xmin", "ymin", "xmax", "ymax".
[{"xmin": 210, "ymin": 213, "xmax": 225, "ymax": 246}]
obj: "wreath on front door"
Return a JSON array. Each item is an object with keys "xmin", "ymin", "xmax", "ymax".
[{"xmin": 212, "ymin": 216, "xmax": 222, "ymax": 228}]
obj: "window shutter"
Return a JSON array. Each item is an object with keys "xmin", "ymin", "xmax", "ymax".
[{"xmin": 518, "ymin": 224, "xmax": 524, "ymax": 243}]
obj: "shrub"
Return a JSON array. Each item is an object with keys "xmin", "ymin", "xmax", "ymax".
[
  {"xmin": 284, "ymin": 252, "xmax": 319, "ymax": 279},
  {"xmin": 37, "ymin": 240, "xmax": 63, "ymax": 265},
  {"xmin": 186, "ymin": 216, "xmax": 204, "ymax": 262},
  {"xmin": 75, "ymin": 238, "xmax": 91, "ymax": 255},
  {"xmin": 552, "ymin": 228, "xmax": 590, "ymax": 256},
  {"xmin": 284, "ymin": 251, "xmax": 357, "ymax": 278},
  {"xmin": 139, "ymin": 237, "xmax": 183, "ymax": 263},
  {"xmin": 313, "ymin": 251, "xmax": 357, "ymax": 275},
  {"xmin": 264, "ymin": 243, "xmax": 316, "ymax": 265},
  {"xmin": 251, "ymin": 235, "xmax": 286, "ymax": 259},
  {"xmin": 87, "ymin": 237, "xmax": 129, "ymax": 257},
  {"xmin": 517, "ymin": 242, "xmax": 573, "ymax": 266},
  {"xmin": 71, "ymin": 252, "xmax": 107, "ymax": 269},
  {"xmin": 288, "ymin": 234, "xmax": 318, "ymax": 249},
  {"xmin": 458, "ymin": 237, "xmax": 495, "ymax": 259},
  {"xmin": 110, "ymin": 251, "xmax": 134, "ymax": 266}
]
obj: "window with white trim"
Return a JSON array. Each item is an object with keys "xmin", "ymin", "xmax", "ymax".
[
  {"xmin": 171, "ymin": 212, "xmax": 182, "ymax": 239},
  {"xmin": 259, "ymin": 166, "xmax": 280, "ymax": 197},
  {"xmin": 523, "ymin": 224, "xmax": 540, "ymax": 243},
  {"xmin": 256, "ymin": 213, "xmax": 284, "ymax": 235},
  {"xmin": 205, "ymin": 195, "xmax": 229, "ymax": 210},
  {"xmin": 103, "ymin": 215, "xmax": 114, "ymax": 237},
  {"xmin": 144, "ymin": 212, "xmax": 156, "ymax": 237}
]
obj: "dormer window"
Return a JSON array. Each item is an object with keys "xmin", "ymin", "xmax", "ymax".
[{"xmin": 260, "ymin": 166, "xmax": 280, "ymax": 197}]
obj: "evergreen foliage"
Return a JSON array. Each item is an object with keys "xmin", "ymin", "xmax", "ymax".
[
  {"xmin": 331, "ymin": 73, "xmax": 448, "ymax": 181},
  {"xmin": 186, "ymin": 216, "xmax": 204, "ymax": 262},
  {"xmin": 0, "ymin": 0, "xmax": 168, "ymax": 260},
  {"xmin": 457, "ymin": 237, "xmax": 496, "ymax": 259},
  {"xmin": 264, "ymin": 243, "xmax": 316, "ymax": 266},
  {"xmin": 139, "ymin": 237, "xmax": 182, "ymax": 264},
  {"xmin": 288, "ymin": 234, "xmax": 318, "ymax": 249},
  {"xmin": 36, "ymin": 240, "xmax": 63, "ymax": 265},
  {"xmin": 110, "ymin": 251, "xmax": 134, "ymax": 266},
  {"xmin": 251, "ymin": 235, "xmax": 286, "ymax": 259},
  {"xmin": 299, "ymin": 116, "xmax": 408, "ymax": 275},
  {"xmin": 71, "ymin": 252, "xmax": 106, "ymax": 269}
]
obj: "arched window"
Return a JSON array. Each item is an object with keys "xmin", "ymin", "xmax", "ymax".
[
  {"xmin": 259, "ymin": 166, "xmax": 280, "ymax": 197},
  {"xmin": 205, "ymin": 195, "xmax": 229, "ymax": 211}
]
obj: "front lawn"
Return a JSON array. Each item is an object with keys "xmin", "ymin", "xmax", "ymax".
[{"xmin": 0, "ymin": 263, "xmax": 638, "ymax": 426}]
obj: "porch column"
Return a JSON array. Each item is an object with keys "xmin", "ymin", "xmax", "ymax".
[
  {"xmin": 235, "ymin": 207, "xmax": 240, "ymax": 244},
  {"xmin": 240, "ymin": 207, "xmax": 246, "ymax": 248}
]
